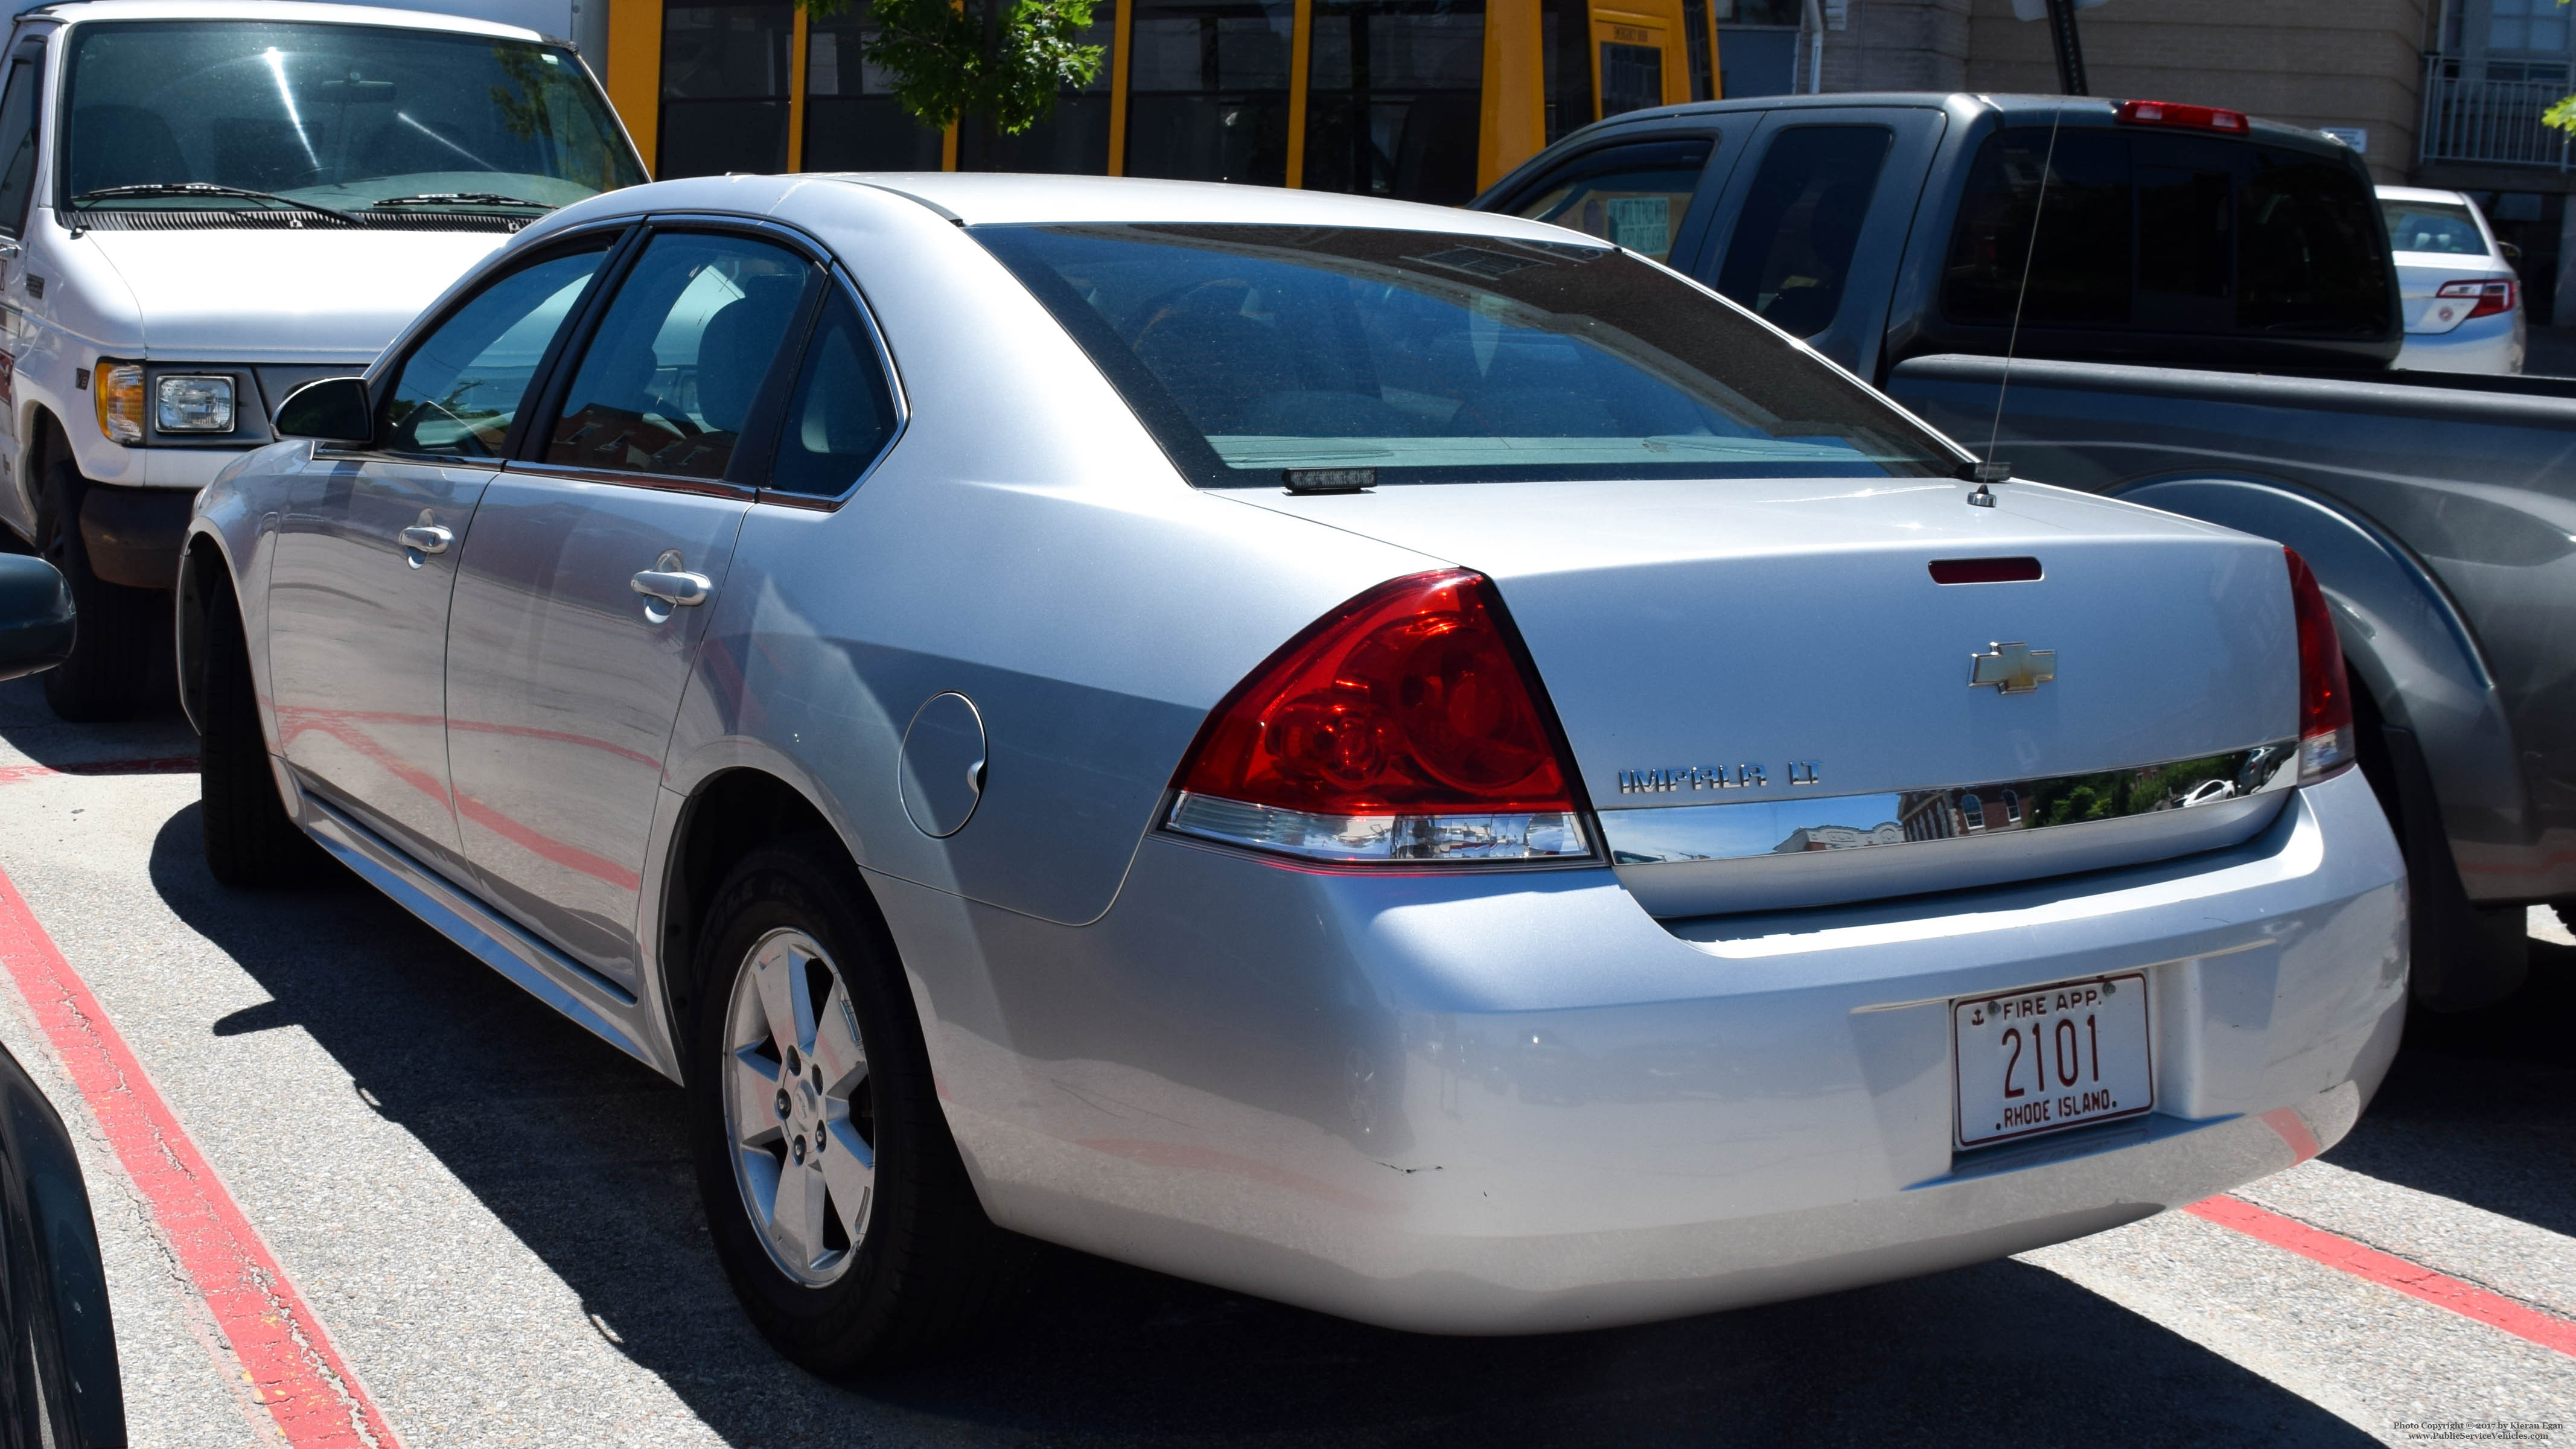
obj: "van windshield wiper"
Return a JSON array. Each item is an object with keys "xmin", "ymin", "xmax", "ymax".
[
  {"xmin": 72, "ymin": 183, "xmax": 360, "ymax": 226},
  {"xmin": 369, "ymin": 192, "xmax": 556, "ymax": 211}
]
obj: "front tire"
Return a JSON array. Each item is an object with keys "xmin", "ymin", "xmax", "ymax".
[
  {"xmin": 197, "ymin": 577, "xmax": 323, "ymax": 888},
  {"xmin": 689, "ymin": 838, "xmax": 1023, "ymax": 1375},
  {"xmin": 36, "ymin": 463, "xmax": 162, "ymax": 722}
]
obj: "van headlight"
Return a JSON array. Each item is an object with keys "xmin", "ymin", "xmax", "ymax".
[{"xmin": 156, "ymin": 375, "xmax": 236, "ymax": 433}]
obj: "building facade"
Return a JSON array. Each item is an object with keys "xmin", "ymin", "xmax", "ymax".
[{"xmin": 590, "ymin": 0, "xmax": 1729, "ymax": 202}]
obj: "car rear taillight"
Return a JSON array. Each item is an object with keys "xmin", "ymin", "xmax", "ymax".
[
  {"xmin": 2284, "ymin": 548, "xmax": 2354, "ymax": 783},
  {"xmin": 1166, "ymin": 570, "xmax": 1591, "ymax": 864},
  {"xmin": 2115, "ymin": 99, "xmax": 2249, "ymax": 133},
  {"xmin": 2435, "ymin": 278, "xmax": 2516, "ymax": 318}
]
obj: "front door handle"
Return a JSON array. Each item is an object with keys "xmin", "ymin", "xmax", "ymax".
[{"xmin": 398, "ymin": 524, "xmax": 452, "ymax": 554}]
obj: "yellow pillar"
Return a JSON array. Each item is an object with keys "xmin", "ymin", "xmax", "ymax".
[
  {"xmin": 1107, "ymin": 0, "xmax": 1134, "ymax": 174},
  {"xmin": 607, "ymin": 0, "xmax": 663, "ymax": 174},
  {"xmin": 1286, "ymin": 0, "xmax": 1314, "ymax": 186},
  {"xmin": 1478, "ymin": 0, "xmax": 1545, "ymax": 192},
  {"xmin": 787, "ymin": 7, "xmax": 810, "ymax": 170}
]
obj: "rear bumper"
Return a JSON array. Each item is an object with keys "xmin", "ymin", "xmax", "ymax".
[
  {"xmin": 2396, "ymin": 311, "xmax": 2524, "ymax": 374},
  {"xmin": 912, "ymin": 766, "xmax": 2407, "ymax": 1335}
]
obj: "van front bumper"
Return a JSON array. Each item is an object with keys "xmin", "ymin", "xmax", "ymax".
[{"xmin": 905, "ymin": 766, "xmax": 2408, "ymax": 1335}]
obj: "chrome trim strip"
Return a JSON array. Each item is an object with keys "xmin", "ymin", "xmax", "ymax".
[{"xmin": 1600, "ymin": 743, "xmax": 2297, "ymax": 868}]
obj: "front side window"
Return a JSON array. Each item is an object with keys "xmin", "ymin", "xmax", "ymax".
[
  {"xmin": 543, "ymin": 232, "xmax": 812, "ymax": 481},
  {"xmin": 382, "ymin": 243, "xmax": 610, "ymax": 457},
  {"xmin": 977, "ymin": 223, "xmax": 1955, "ymax": 489},
  {"xmin": 61, "ymin": 21, "xmax": 643, "ymax": 226},
  {"xmin": 0, "ymin": 49, "xmax": 40, "ymax": 237},
  {"xmin": 2382, "ymin": 198, "xmax": 2490, "ymax": 256},
  {"xmin": 1715, "ymin": 125, "xmax": 1893, "ymax": 338},
  {"xmin": 1511, "ymin": 137, "xmax": 1712, "ymax": 263}
]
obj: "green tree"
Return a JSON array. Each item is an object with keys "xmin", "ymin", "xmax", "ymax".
[{"xmin": 803, "ymin": 0, "xmax": 1105, "ymax": 161}]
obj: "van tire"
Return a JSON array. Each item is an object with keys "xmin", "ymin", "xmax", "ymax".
[
  {"xmin": 37, "ymin": 465, "xmax": 160, "ymax": 722},
  {"xmin": 198, "ymin": 574, "xmax": 322, "ymax": 888}
]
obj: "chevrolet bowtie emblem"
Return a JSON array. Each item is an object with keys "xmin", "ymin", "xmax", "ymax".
[{"xmin": 1969, "ymin": 642, "xmax": 2056, "ymax": 695}]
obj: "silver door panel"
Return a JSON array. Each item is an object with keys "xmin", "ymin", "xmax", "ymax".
[
  {"xmin": 442, "ymin": 471, "xmax": 750, "ymax": 986},
  {"xmin": 265, "ymin": 457, "xmax": 491, "ymax": 875}
]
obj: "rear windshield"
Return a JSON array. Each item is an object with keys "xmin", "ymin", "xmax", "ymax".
[
  {"xmin": 1943, "ymin": 128, "xmax": 2390, "ymax": 339},
  {"xmin": 2382, "ymin": 198, "xmax": 2488, "ymax": 256},
  {"xmin": 974, "ymin": 223, "xmax": 1959, "ymax": 488}
]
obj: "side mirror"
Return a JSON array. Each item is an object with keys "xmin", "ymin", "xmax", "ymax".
[
  {"xmin": 2499, "ymin": 240, "xmax": 2524, "ymax": 264},
  {"xmin": 0, "ymin": 554, "xmax": 73, "ymax": 683},
  {"xmin": 274, "ymin": 375, "xmax": 374, "ymax": 445}
]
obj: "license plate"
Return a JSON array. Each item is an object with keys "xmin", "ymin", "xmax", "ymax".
[{"xmin": 1953, "ymin": 972, "xmax": 2152, "ymax": 1149}]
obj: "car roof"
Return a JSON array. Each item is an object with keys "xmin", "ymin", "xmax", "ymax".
[
  {"xmin": 778, "ymin": 172, "xmax": 1608, "ymax": 243},
  {"xmin": 1544, "ymin": 91, "xmax": 2352, "ymax": 164},
  {"xmin": 20, "ymin": 0, "xmax": 549, "ymax": 43},
  {"xmin": 2377, "ymin": 184, "xmax": 2478, "ymax": 205}
]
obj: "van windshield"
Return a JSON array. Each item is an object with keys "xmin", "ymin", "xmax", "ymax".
[
  {"xmin": 60, "ymin": 21, "xmax": 642, "ymax": 225},
  {"xmin": 975, "ymin": 223, "xmax": 1960, "ymax": 488}
]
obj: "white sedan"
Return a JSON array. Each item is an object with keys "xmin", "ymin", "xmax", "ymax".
[
  {"xmin": 2382, "ymin": 185, "xmax": 2527, "ymax": 374},
  {"xmin": 179, "ymin": 172, "xmax": 2407, "ymax": 1372}
]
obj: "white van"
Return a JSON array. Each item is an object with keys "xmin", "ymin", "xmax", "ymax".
[{"xmin": 0, "ymin": 0, "xmax": 642, "ymax": 718}]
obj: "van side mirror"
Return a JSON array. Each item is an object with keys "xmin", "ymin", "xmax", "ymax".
[
  {"xmin": 275, "ymin": 376, "xmax": 374, "ymax": 445},
  {"xmin": 0, "ymin": 555, "xmax": 74, "ymax": 683}
]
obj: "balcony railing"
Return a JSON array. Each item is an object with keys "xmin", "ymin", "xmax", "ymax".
[{"xmin": 2419, "ymin": 59, "xmax": 2575, "ymax": 169}]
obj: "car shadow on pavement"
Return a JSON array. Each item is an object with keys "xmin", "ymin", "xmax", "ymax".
[
  {"xmin": 2320, "ymin": 931, "xmax": 2575, "ymax": 1238},
  {"xmin": 143, "ymin": 803, "xmax": 2374, "ymax": 1448},
  {"xmin": 0, "ymin": 678, "xmax": 199, "ymax": 773}
]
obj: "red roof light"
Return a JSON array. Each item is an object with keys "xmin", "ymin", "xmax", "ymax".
[{"xmin": 2116, "ymin": 100, "xmax": 2249, "ymax": 134}]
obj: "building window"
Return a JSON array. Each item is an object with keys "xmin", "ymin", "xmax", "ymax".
[
  {"xmin": 1302, "ymin": 0, "xmax": 1484, "ymax": 203},
  {"xmin": 2488, "ymin": 0, "xmax": 2571, "ymax": 54},
  {"xmin": 1125, "ymin": 0, "xmax": 1295, "ymax": 185},
  {"xmin": 803, "ymin": 4, "xmax": 945, "ymax": 170},
  {"xmin": 661, "ymin": 0, "xmax": 794, "ymax": 177},
  {"xmin": 964, "ymin": 0, "xmax": 1119, "ymax": 172}
]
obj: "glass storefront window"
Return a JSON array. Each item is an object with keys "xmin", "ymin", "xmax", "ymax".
[
  {"xmin": 1302, "ymin": 0, "xmax": 1483, "ymax": 204},
  {"xmin": 1126, "ymin": 0, "xmax": 1294, "ymax": 185},
  {"xmin": 802, "ymin": 2, "xmax": 943, "ymax": 170},
  {"xmin": 661, "ymin": 0, "xmax": 794, "ymax": 177},
  {"xmin": 963, "ymin": 0, "xmax": 1118, "ymax": 172}
]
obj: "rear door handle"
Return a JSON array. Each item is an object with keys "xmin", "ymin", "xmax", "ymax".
[
  {"xmin": 630, "ymin": 569, "xmax": 711, "ymax": 606},
  {"xmin": 632, "ymin": 549, "xmax": 712, "ymax": 616},
  {"xmin": 398, "ymin": 523, "xmax": 452, "ymax": 567}
]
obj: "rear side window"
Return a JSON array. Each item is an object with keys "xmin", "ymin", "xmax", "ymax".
[
  {"xmin": 764, "ymin": 289, "xmax": 900, "ymax": 499},
  {"xmin": 1715, "ymin": 126, "xmax": 1893, "ymax": 338},
  {"xmin": 542, "ymin": 232, "xmax": 812, "ymax": 480},
  {"xmin": 975, "ymin": 222, "xmax": 1957, "ymax": 489},
  {"xmin": 1510, "ymin": 137, "xmax": 1712, "ymax": 263},
  {"xmin": 1943, "ymin": 127, "xmax": 2391, "ymax": 339}
]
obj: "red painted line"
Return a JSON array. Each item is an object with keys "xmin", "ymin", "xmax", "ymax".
[
  {"xmin": 2185, "ymin": 1194, "xmax": 2576, "ymax": 1359},
  {"xmin": 0, "ymin": 864, "xmax": 402, "ymax": 1447}
]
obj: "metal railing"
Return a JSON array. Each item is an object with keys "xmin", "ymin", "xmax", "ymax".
[{"xmin": 2419, "ymin": 59, "xmax": 2575, "ymax": 169}]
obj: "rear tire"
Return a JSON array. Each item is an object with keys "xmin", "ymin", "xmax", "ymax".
[
  {"xmin": 689, "ymin": 836, "xmax": 1025, "ymax": 1376},
  {"xmin": 36, "ymin": 463, "xmax": 161, "ymax": 722},
  {"xmin": 198, "ymin": 577, "xmax": 323, "ymax": 888}
]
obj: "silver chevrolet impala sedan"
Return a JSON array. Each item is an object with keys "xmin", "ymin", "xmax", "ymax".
[{"xmin": 177, "ymin": 173, "xmax": 2408, "ymax": 1372}]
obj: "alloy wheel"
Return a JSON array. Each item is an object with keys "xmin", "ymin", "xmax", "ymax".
[{"xmin": 721, "ymin": 927, "xmax": 875, "ymax": 1287}]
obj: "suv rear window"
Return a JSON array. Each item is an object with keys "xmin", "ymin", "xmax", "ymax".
[
  {"xmin": 975, "ymin": 223, "xmax": 1957, "ymax": 489},
  {"xmin": 1943, "ymin": 127, "xmax": 2389, "ymax": 339}
]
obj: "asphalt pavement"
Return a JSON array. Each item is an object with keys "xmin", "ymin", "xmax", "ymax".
[{"xmin": 0, "ymin": 675, "xmax": 2568, "ymax": 1447}]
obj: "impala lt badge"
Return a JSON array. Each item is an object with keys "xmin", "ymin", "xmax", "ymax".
[
  {"xmin": 1616, "ymin": 761, "xmax": 1821, "ymax": 794},
  {"xmin": 1969, "ymin": 642, "xmax": 2056, "ymax": 695}
]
